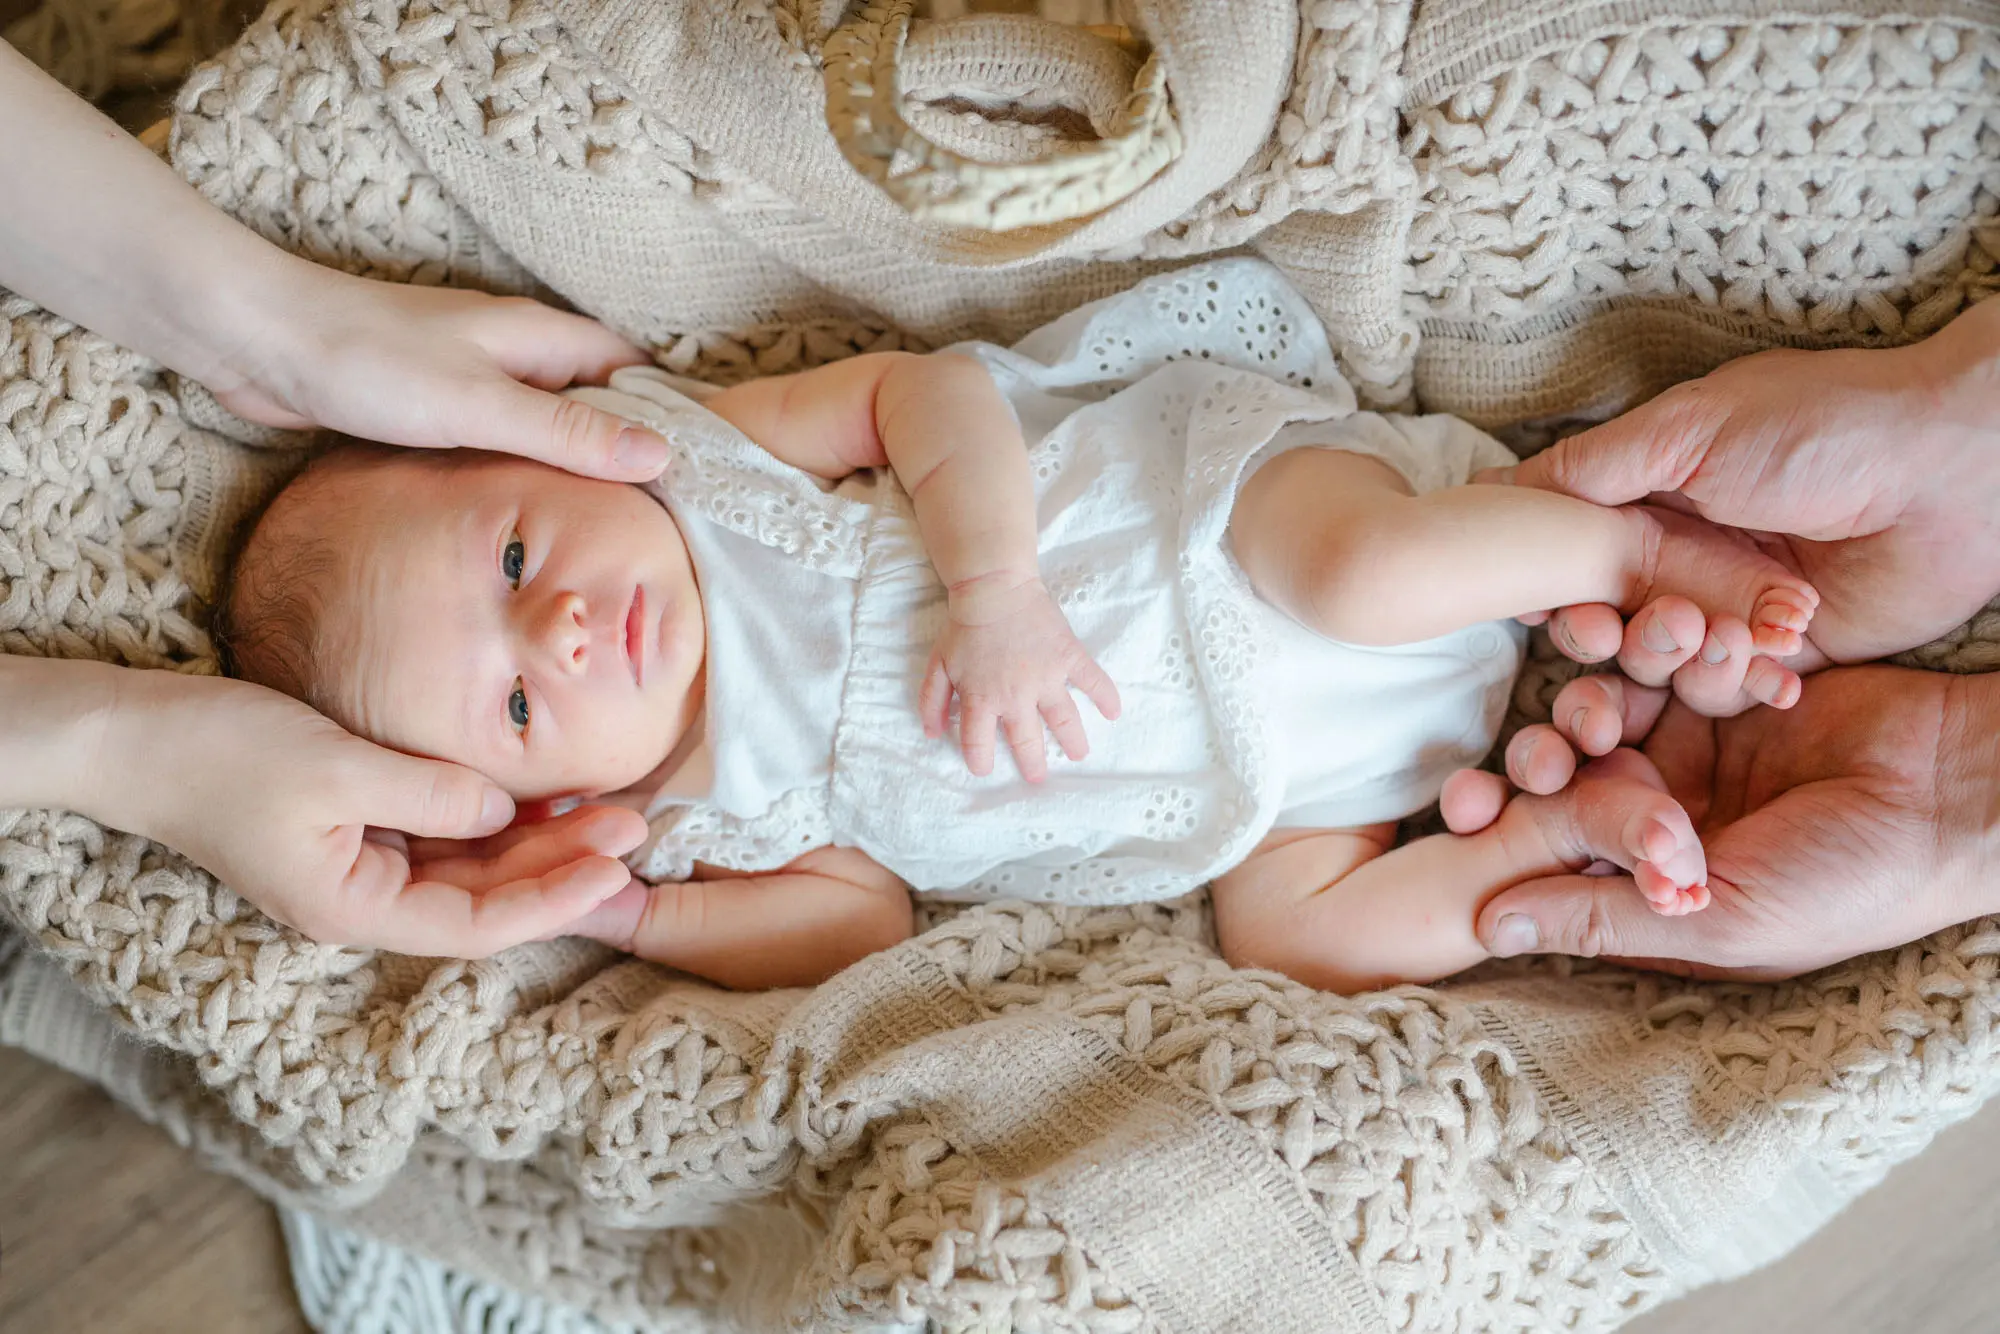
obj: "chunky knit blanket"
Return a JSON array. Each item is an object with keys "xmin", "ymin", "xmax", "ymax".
[{"xmin": 5, "ymin": 1, "xmax": 2000, "ymax": 1330}]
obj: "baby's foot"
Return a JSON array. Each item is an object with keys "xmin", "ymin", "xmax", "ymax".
[
  {"xmin": 1512, "ymin": 749, "xmax": 1710, "ymax": 916},
  {"xmin": 1627, "ymin": 506, "xmax": 1819, "ymax": 659}
]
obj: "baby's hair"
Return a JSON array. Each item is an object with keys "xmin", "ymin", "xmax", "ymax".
[{"xmin": 215, "ymin": 442, "xmax": 449, "ymax": 719}]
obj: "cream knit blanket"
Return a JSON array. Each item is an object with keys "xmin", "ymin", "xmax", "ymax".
[{"xmin": 5, "ymin": 2, "xmax": 2000, "ymax": 1330}]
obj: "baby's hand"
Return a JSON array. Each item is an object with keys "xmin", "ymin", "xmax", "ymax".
[{"xmin": 920, "ymin": 576, "xmax": 1121, "ymax": 781}]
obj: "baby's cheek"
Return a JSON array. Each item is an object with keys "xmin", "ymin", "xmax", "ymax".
[{"xmin": 570, "ymin": 698, "xmax": 680, "ymax": 796}]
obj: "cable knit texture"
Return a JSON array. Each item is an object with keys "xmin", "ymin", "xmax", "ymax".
[{"xmin": 5, "ymin": 1, "xmax": 2000, "ymax": 1331}]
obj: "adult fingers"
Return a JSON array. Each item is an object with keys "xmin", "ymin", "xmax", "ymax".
[
  {"xmin": 1549, "ymin": 674, "xmax": 1671, "ymax": 753},
  {"xmin": 411, "ymin": 805, "xmax": 647, "ymax": 888},
  {"xmin": 1743, "ymin": 655, "xmax": 1804, "ymax": 709},
  {"xmin": 1503, "ymin": 725, "xmax": 1579, "ymax": 795},
  {"xmin": 1508, "ymin": 386, "xmax": 1719, "ymax": 507},
  {"xmin": 343, "ymin": 845, "xmax": 632, "ymax": 957},
  {"xmin": 1504, "ymin": 677, "xmax": 1669, "ymax": 795},
  {"xmin": 469, "ymin": 299, "xmax": 652, "ymax": 390},
  {"xmin": 407, "ymin": 801, "xmax": 641, "ymax": 864},
  {"xmin": 1667, "ymin": 616, "xmax": 1759, "ymax": 716},
  {"xmin": 1616, "ymin": 597, "xmax": 1707, "ymax": 686},
  {"xmin": 347, "ymin": 745, "xmax": 516, "ymax": 840},
  {"xmin": 1477, "ymin": 873, "xmax": 1742, "ymax": 970},
  {"xmin": 1441, "ymin": 768, "xmax": 1508, "ymax": 833},
  {"xmin": 1543, "ymin": 603, "xmax": 1625, "ymax": 663},
  {"xmin": 451, "ymin": 375, "xmax": 672, "ymax": 482}
]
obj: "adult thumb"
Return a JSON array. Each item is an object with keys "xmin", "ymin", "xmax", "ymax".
[
  {"xmin": 349, "ymin": 746, "xmax": 516, "ymax": 841},
  {"xmin": 1476, "ymin": 873, "xmax": 1728, "ymax": 968},
  {"xmin": 1509, "ymin": 387, "xmax": 1718, "ymax": 507},
  {"xmin": 462, "ymin": 375, "xmax": 672, "ymax": 482}
]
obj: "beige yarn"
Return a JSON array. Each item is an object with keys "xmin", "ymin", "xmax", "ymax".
[{"xmin": 5, "ymin": 1, "xmax": 2000, "ymax": 1331}]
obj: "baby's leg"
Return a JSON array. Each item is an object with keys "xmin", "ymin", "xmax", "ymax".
[
  {"xmin": 1230, "ymin": 447, "xmax": 1816, "ymax": 653},
  {"xmin": 1212, "ymin": 751, "xmax": 1704, "ymax": 993}
]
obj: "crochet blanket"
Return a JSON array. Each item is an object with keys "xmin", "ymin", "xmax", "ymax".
[{"xmin": 5, "ymin": 1, "xmax": 2000, "ymax": 1330}]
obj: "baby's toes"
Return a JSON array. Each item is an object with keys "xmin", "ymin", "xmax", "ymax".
[
  {"xmin": 1635, "ymin": 861, "xmax": 1685, "ymax": 909},
  {"xmin": 1648, "ymin": 882, "xmax": 1712, "ymax": 917},
  {"xmin": 1624, "ymin": 801, "xmax": 1706, "ymax": 896},
  {"xmin": 1749, "ymin": 583, "xmax": 1818, "ymax": 656}
]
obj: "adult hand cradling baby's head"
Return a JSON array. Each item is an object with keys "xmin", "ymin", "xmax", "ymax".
[
  {"xmin": 32, "ymin": 659, "xmax": 649, "ymax": 956},
  {"xmin": 212, "ymin": 265, "xmax": 675, "ymax": 483}
]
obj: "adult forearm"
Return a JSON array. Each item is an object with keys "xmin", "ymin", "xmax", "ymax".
[
  {"xmin": 0, "ymin": 655, "xmax": 119, "ymax": 816},
  {"xmin": 0, "ymin": 42, "xmax": 298, "ymax": 390}
]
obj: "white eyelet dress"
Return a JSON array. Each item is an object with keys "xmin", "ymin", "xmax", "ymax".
[{"xmin": 571, "ymin": 259, "xmax": 1526, "ymax": 907}]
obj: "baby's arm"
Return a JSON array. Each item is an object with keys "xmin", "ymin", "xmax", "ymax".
[
  {"xmin": 708, "ymin": 353, "xmax": 1120, "ymax": 780},
  {"xmin": 570, "ymin": 846, "xmax": 914, "ymax": 990}
]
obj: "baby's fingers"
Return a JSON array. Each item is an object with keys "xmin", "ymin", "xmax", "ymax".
[
  {"xmin": 959, "ymin": 704, "xmax": 999, "ymax": 777},
  {"xmin": 1041, "ymin": 692, "xmax": 1091, "ymax": 762},
  {"xmin": 1069, "ymin": 653, "xmax": 1122, "ymax": 722},
  {"xmin": 1004, "ymin": 712, "xmax": 1050, "ymax": 783},
  {"xmin": 919, "ymin": 653, "xmax": 953, "ymax": 738}
]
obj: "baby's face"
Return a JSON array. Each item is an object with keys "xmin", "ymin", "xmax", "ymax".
[{"xmin": 320, "ymin": 453, "xmax": 704, "ymax": 800}]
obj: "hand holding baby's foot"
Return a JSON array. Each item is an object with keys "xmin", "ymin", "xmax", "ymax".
[
  {"xmin": 920, "ymin": 575, "xmax": 1121, "ymax": 781},
  {"xmin": 1625, "ymin": 506, "xmax": 1820, "ymax": 664},
  {"xmin": 1442, "ymin": 747, "xmax": 1710, "ymax": 916}
]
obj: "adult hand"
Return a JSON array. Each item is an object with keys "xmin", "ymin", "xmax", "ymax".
[
  {"xmin": 1, "ymin": 43, "xmax": 670, "ymax": 483},
  {"xmin": 78, "ymin": 665, "xmax": 648, "ymax": 956},
  {"xmin": 1459, "ymin": 665, "xmax": 2000, "ymax": 978},
  {"xmin": 208, "ymin": 269, "xmax": 674, "ymax": 481},
  {"xmin": 1501, "ymin": 298, "xmax": 2000, "ymax": 692}
]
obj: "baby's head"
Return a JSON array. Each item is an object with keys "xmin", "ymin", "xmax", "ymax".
[{"xmin": 221, "ymin": 444, "xmax": 704, "ymax": 801}]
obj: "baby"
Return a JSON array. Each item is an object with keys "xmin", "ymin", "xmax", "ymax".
[{"xmin": 220, "ymin": 261, "xmax": 1816, "ymax": 992}]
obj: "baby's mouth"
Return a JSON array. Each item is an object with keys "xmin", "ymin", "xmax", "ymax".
[{"xmin": 624, "ymin": 586, "xmax": 645, "ymax": 687}]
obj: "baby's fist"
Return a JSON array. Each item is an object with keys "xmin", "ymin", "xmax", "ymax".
[{"xmin": 919, "ymin": 577, "xmax": 1121, "ymax": 782}]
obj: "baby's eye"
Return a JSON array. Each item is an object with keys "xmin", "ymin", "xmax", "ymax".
[
  {"xmin": 508, "ymin": 679, "xmax": 530, "ymax": 734},
  {"xmin": 502, "ymin": 533, "xmax": 526, "ymax": 588}
]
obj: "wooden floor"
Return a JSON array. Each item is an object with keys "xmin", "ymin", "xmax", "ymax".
[
  {"xmin": 4, "ymin": 1039, "xmax": 1999, "ymax": 1334},
  {"xmin": 0, "ymin": 1046, "xmax": 308, "ymax": 1334}
]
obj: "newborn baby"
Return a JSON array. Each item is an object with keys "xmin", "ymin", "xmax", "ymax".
[{"xmin": 221, "ymin": 261, "xmax": 1816, "ymax": 992}]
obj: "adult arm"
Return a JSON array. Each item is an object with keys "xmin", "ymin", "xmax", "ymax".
[
  {"xmin": 0, "ymin": 656, "xmax": 648, "ymax": 955},
  {"xmin": 0, "ymin": 40, "xmax": 669, "ymax": 478}
]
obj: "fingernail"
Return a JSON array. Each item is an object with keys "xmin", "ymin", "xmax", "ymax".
[
  {"xmin": 1640, "ymin": 614, "xmax": 1680, "ymax": 654},
  {"xmin": 1491, "ymin": 914, "xmax": 1540, "ymax": 956},
  {"xmin": 1700, "ymin": 633, "xmax": 1729, "ymax": 665},
  {"xmin": 1556, "ymin": 623, "xmax": 1597, "ymax": 662},
  {"xmin": 614, "ymin": 427, "xmax": 670, "ymax": 473},
  {"xmin": 480, "ymin": 787, "xmax": 514, "ymax": 829},
  {"xmin": 1568, "ymin": 707, "xmax": 1590, "ymax": 739}
]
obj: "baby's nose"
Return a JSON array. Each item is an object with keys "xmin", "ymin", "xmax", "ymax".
[{"xmin": 542, "ymin": 591, "xmax": 591, "ymax": 672}]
